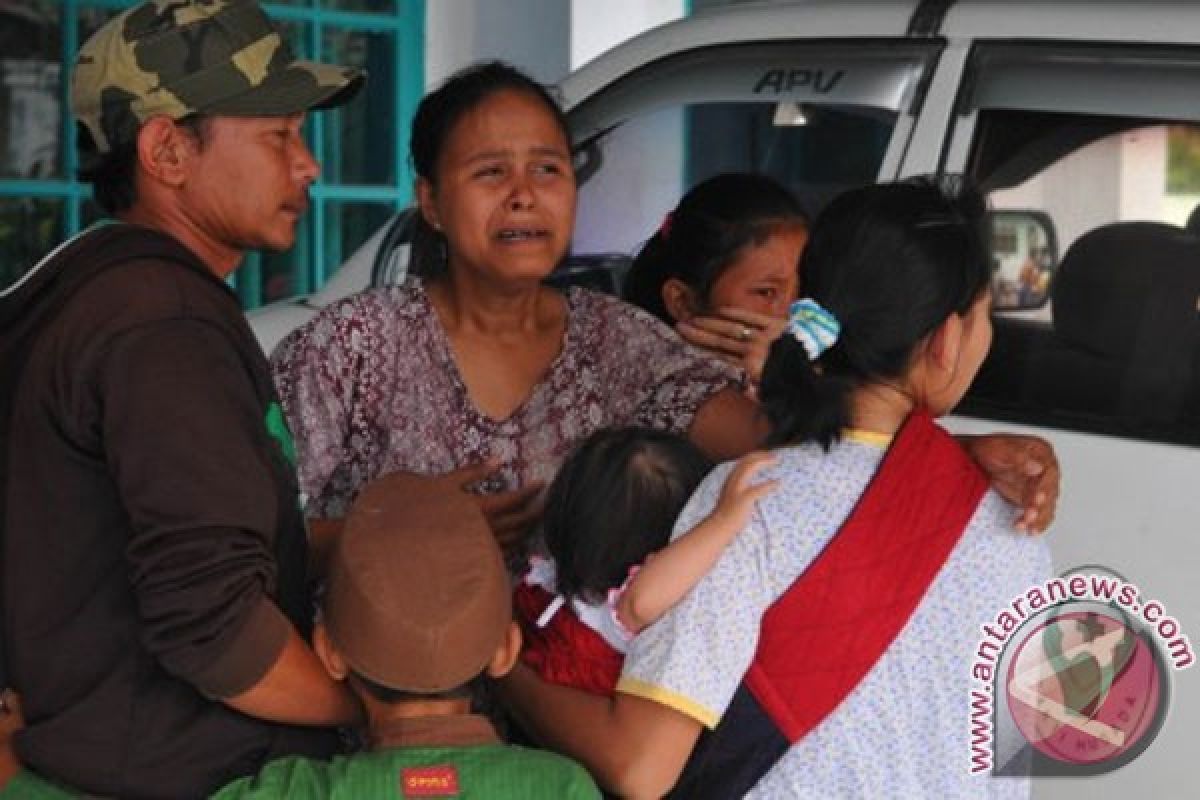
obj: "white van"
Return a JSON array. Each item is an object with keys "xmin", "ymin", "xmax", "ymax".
[{"xmin": 250, "ymin": 2, "xmax": 1198, "ymax": 795}]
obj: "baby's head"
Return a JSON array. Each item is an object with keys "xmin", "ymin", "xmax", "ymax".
[
  {"xmin": 542, "ymin": 428, "xmax": 712, "ymax": 604},
  {"xmin": 315, "ymin": 474, "xmax": 520, "ymax": 708}
]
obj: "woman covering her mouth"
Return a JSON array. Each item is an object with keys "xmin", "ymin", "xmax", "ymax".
[
  {"xmin": 623, "ymin": 171, "xmax": 811, "ymax": 391},
  {"xmin": 270, "ymin": 61, "xmax": 762, "ymax": 555}
]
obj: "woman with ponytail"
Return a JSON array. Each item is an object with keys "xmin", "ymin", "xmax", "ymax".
[
  {"xmin": 762, "ymin": 178, "xmax": 993, "ymax": 449},
  {"xmin": 501, "ymin": 180, "xmax": 1053, "ymax": 799}
]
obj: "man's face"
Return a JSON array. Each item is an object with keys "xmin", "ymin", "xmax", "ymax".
[{"xmin": 179, "ymin": 114, "xmax": 318, "ymax": 259}]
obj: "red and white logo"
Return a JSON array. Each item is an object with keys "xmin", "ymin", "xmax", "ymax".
[
  {"xmin": 402, "ymin": 765, "xmax": 461, "ymax": 797},
  {"xmin": 1005, "ymin": 609, "xmax": 1163, "ymax": 766}
]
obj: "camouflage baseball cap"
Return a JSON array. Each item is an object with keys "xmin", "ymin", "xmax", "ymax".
[{"xmin": 72, "ymin": 0, "xmax": 364, "ymax": 157}]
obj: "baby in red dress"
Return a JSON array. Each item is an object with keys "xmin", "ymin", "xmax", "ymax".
[{"xmin": 515, "ymin": 427, "xmax": 775, "ymax": 695}]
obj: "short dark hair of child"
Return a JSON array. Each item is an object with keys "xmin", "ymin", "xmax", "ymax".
[
  {"xmin": 760, "ymin": 177, "xmax": 992, "ymax": 449},
  {"xmin": 541, "ymin": 427, "xmax": 713, "ymax": 605},
  {"xmin": 623, "ymin": 172, "xmax": 810, "ymax": 323}
]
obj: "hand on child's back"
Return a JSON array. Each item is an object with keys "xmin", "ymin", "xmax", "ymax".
[{"xmin": 712, "ymin": 451, "xmax": 779, "ymax": 530}]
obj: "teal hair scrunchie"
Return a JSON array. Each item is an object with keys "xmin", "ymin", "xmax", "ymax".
[{"xmin": 787, "ymin": 298, "xmax": 840, "ymax": 361}]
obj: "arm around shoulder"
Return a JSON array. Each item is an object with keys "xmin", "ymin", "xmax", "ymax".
[
  {"xmin": 617, "ymin": 451, "xmax": 777, "ymax": 633},
  {"xmin": 688, "ymin": 388, "xmax": 767, "ymax": 461},
  {"xmin": 221, "ymin": 625, "xmax": 361, "ymax": 727},
  {"xmin": 611, "ymin": 297, "xmax": 759, "ymax": 459},
  {"xmin": 957, "ymin": 432, "xmax": 1060, "ymax": 532},
  {"xmin": 498, "ymin": 664, "xmax": 702, "ymax": 798}
]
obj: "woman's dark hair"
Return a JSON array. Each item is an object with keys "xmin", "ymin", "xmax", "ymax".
[
  {"xmin": 623, "ymin": 173, "xmax": 809, "ymax": 323},
  {"xmin": 541, "ymin": 427, "xmax": 712, "ymax": 605},
  {"xmin": 760, "ymin": 178, "xmax": 992, "ymax": 449},
  {"xmin": 409, "ymin": 61, "xmax": 571, "ymax": 278},
  {"xmin": 78, "ymin": 115, "xmax": 213, "ymax": 214}
]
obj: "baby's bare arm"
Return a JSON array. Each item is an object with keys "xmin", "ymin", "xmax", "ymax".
[{"xmin": 617, "ymin": 453, "xmax": 777, "ymax": 633}]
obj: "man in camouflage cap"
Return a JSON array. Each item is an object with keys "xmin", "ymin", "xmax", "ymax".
[
  {"xmin": 72, "ymin": 0, "xmax": 362, "ymax": 163},
  {"xmin": 0, "ymin": 2, "xmax": 365, "ymax": 797}
]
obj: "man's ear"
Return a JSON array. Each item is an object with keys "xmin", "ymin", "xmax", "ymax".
[
  {"xmin": 415, "ymin": 176, "xmax": 442, "ymax": 232},
  {"xmin": 313, "ymin": 622, "xmax": 350, "ymax": 682},
  {"xmin": 135, "ymin": 116, "xmax": 193, "ymax": 188},
  {"xmin": 484, "ymin": 622, "xmax": 522, "ymax": 680},
  {"xmin": 662, "ymin": 278, "xmax": 699, "ymax": 323}
]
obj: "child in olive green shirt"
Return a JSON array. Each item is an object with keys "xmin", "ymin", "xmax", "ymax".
[{"xmin": 211, "ymin": 474, "xmax": 600, "ymax": 800}]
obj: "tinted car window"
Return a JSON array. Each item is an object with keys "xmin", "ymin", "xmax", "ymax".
[{"xmin": 964, "ymin": 111, "xmax": 1200, "ymax": 447}]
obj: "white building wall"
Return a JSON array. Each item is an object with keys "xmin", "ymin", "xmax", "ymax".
[
  {"xmin": 425, "ymin": 0, "xmax": 572, "ymax": 88},
  {"xmin": 424, "ymin": 1, "xmax": 688, "ymax": 86}
]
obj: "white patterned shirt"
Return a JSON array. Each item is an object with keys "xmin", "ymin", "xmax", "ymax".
[{"xmin": 619, "ymin": 431, "xmax": 1052, "ymax": 799}]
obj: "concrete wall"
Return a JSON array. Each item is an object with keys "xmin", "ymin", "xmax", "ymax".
[
  {"xmin": 425, "ymin": 1, "xmax": 687, "ymax": 87},
  {"xmin": 425, "ymin": 0, "xmax": 572, "ymax": 88}
]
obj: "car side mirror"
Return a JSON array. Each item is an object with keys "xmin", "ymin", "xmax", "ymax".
[{"xmin": 987, "ymin": 209, "xmax": 1059, "ymax": 311}]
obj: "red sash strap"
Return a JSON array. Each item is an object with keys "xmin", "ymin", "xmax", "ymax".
[{"xmin": 746, "ymin": 410, "xmax": 988, "ymax": 743}]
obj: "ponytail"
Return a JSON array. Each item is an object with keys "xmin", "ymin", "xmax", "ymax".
[
  {"xmin": 760, "ymin": 178, "xmax": 992, "ymax": 449},
  {"xmin": 761, "ymin": 310, "xmax": 854, "ymax": 450}
]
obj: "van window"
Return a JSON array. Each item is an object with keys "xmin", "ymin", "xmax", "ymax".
[
  {"xmin": 954, "ymin": 45, "xmax": 1200, "ymax": 447},
  {"xmin": 572, "ymin": 102, "xmax": 896, "ymax": 257},
  {"xmin": 568, "ymin": 41, "xmax": 935, "ymax": 257}
]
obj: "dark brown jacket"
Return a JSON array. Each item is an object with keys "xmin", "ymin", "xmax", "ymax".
[{"xmin": 1, "ymin": 225, "xmax": 336, "ymax": 799}]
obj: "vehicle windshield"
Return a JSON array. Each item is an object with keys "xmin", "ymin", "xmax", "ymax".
[
  {"xmin": 573, "ymin": 101, "xmax": 896, "ymax": 257},
  {"xmin": 566, "ymin": 40, "xmax": 929, "ymax": 260}
]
